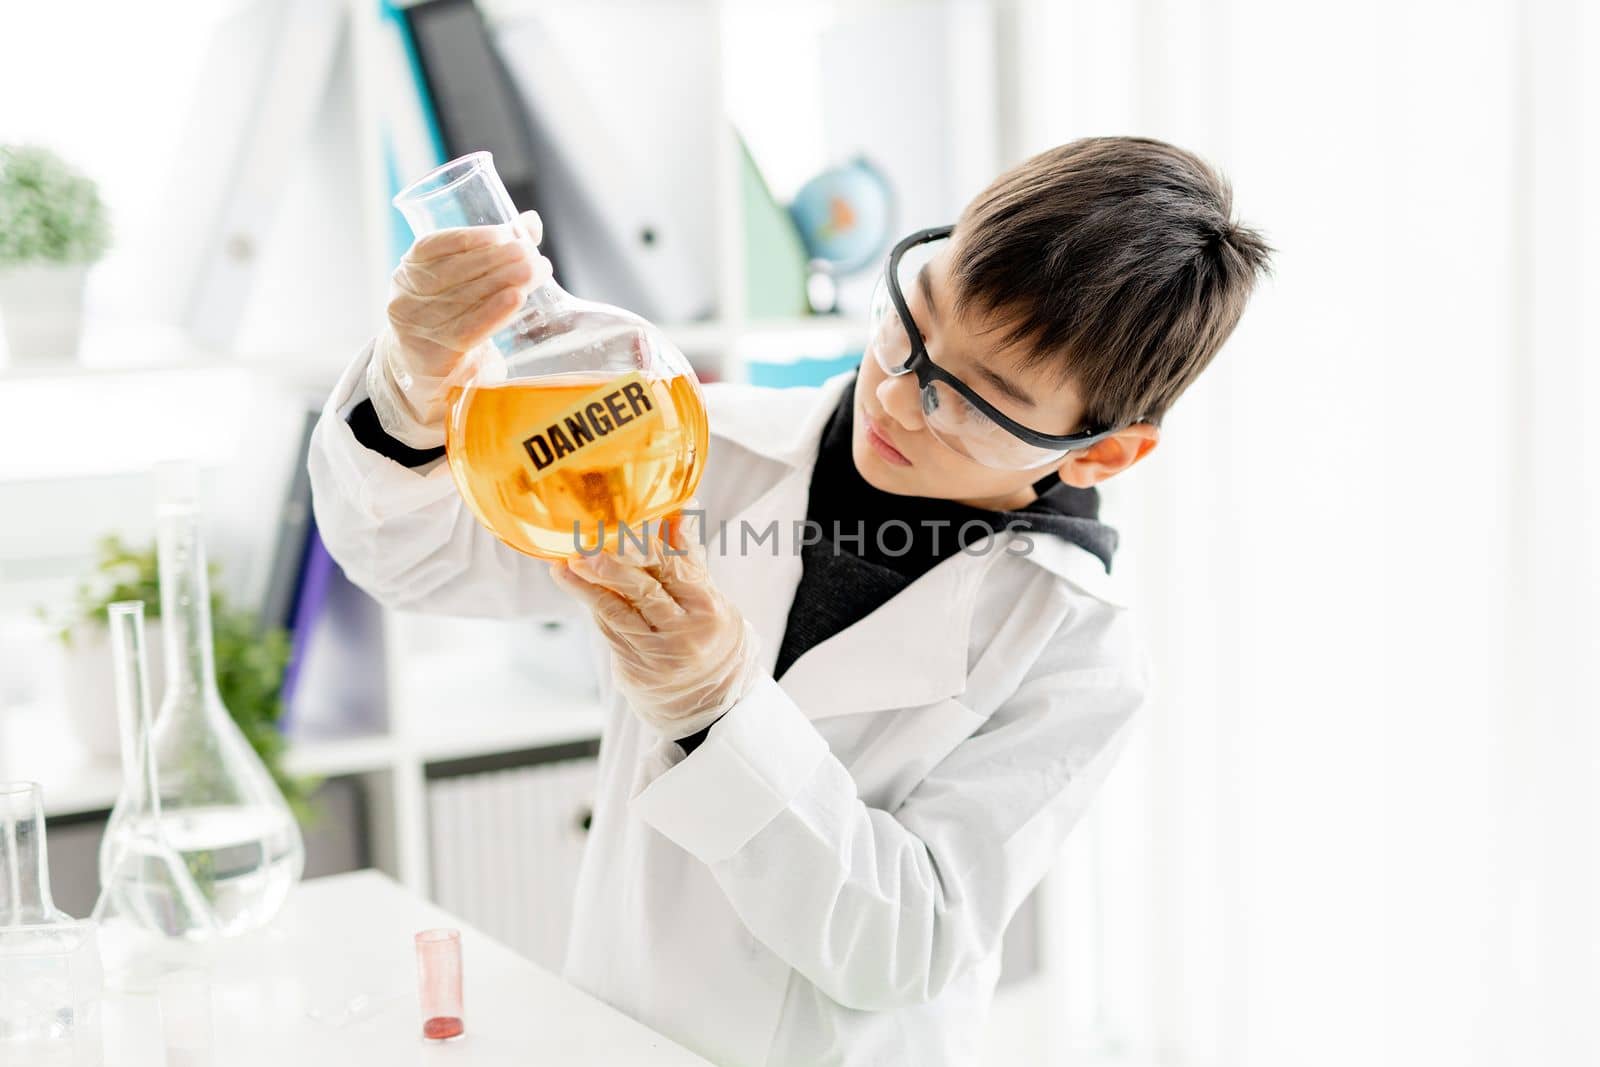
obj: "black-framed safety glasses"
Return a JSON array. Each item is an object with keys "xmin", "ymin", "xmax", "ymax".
[{"xmin": 867, "ymin": 225, "xmax": 1124, "ymax": 470}]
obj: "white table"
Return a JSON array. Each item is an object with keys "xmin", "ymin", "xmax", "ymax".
[{"xmin": 102, "ymin": 870, "xmax": 711, "ymax": 1066}]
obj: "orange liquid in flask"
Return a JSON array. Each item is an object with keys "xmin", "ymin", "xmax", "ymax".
[{"xmin": 445, "ymin": 373, "xmax": 708, "ymax": 559}]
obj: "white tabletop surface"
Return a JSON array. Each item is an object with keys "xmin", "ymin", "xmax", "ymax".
[{"xmin": 101, "ymin": 870, "xmax": 710, "ymax": 1066}]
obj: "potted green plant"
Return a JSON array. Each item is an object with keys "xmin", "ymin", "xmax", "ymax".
[
  {"xmin": 41, "ymin": 535, "xmax": 318, "ymax": 822},
  {"xmin": 0, "ymin": 144, "xmax": 111, "ymax": 364}
]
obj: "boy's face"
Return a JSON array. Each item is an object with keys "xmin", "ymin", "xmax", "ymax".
[{"xmin": 849, "ymin": 238, "xmax": 1157, "ymax": 510}]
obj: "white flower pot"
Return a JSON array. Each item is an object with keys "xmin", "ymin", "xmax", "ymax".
[
  {"xmin": 0, "ymin": 262, "xmax": 89, "ymax": 364},
  {"xmin": 60, "ymin": 621, "xmax": 166, "ymax": 762}
]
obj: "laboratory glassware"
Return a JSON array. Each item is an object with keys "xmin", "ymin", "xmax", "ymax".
[
  {"xmin": 392, "ymin": 151, "xmax": 708, "ymax": 560},
  {"xmin": 94, "ymin": 601, "xmax": 221, "ymax": 988},
  {"xmin": 97, "ymin": 482, "xmax": 304, "ymax": 943},
  {"xmin": 415, "ymin": 928, "xmax": 464, "ymax": 1041},
  {"xmin": 1, "ymin": 781, "xmax": 68, "ymax": 928},
  {"xmin": 0, "ymin": 781, "xmax": 103, "ymax": 1064}
]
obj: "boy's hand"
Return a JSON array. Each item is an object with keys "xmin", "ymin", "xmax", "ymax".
[
  {"xmin": 550, "ymin": 519, "xmax": 761, "ymax": 740},
  {"xmin": 367, "ymin": 210, "xmax": 553, "ymax": 448}
]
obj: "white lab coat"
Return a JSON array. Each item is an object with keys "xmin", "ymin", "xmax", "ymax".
[{"xmin": 308, "ymin": 346, "xmax": 1148, "ymax": 1066}]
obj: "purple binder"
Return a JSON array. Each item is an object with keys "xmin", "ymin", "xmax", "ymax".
[{"xmin": 278, "ymin": 523, "xmax": 336, "ymax": 730}]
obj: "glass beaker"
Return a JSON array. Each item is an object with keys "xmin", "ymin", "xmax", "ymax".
[
  {"xmin": 1, "ymin": 782, "xmax": 103, "ymax": 1065},
  {"xmin": 2, "ymin": 781, "xmax": 69, "ymax": 928},
  {"xmin": 97, "ymin": 480, "xmax": 304, "ymax": 943},
  {"xmin": 392, "ymin": 152, "xmax": 709, "ymax": 559}
]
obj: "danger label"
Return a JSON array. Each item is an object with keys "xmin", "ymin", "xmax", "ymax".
[{"xmin": 521, "ymin": 371, "xmax": 661, "ymax": 481}]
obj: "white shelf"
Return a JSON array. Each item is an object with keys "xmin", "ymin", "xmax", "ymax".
[
  {"xmin": 20, "ymin": 731, "xmax": 388, "ymax": 819},
  {"xmin": 662, "ymin": 315, "xmax": 868, "ymax": 348},
  {"xmin": 739, "ymin": 315, "xmax": 869, "ymax": 339},
  {"xmin": 0, "ymin": 316, "xmax": 346, "ymax": 387},
  {"xmin": 387, "ymin": 642, "xmax": 607, "ymax": 764},
  {"xmin": 12, "ymin": 696, "xmax": 604, "ymax": 819},
  {"xmin": 660, "ymin": 319, "xmax": 730, "ymax": 355},
  {"xmin": 33, "ymin": 764, "xmax": 123, "ymax": 820},
  {"xmin": 0, "ymin": 352, "xmax": 352, "ymax": 390},
  {"xmin": 283, "ymin": 731, "xmax": 398, "ymax": 778},
  {"xmin": 0, "ymin": 357, "xmax": 223, "ymax": 381},
  {"xmin": 405, "ymin": 697, "xmax": 606, "ymax": 765},
  {"xmin": 14, "ymin": 740, "xmax": 321, "ymax": 820},
  {"xmin": 0, "ymin": 316, "xmax": 867, "ymax": 389}
]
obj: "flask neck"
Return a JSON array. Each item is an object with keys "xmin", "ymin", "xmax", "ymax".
[
  {"xmin": 158, "ymin": 508, "xmax": 223, "ymax": 712},
  {"xmin": 1, "ymin": 782, "xmax": 59, "ymax": 926},
  {"xmin": 522, "ymin": 277, "xmax": 571, "ymax": 318},
  {"xmin": 109, "ymin": 602, "xmax": 163, "ymax": 819}
]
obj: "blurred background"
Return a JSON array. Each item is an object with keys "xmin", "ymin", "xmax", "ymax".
[{"xmin": 0, "ymin": 1, "xmax": 1595, "ymax": 1065}]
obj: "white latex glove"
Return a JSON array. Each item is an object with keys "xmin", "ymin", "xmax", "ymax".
[
  {"xmin": 366, "ymin": 209, "xmax": 553, "ymax": 448},
  {"xmin": 549, "ymin": 519, "xmax": 763, "ymax": 740}
]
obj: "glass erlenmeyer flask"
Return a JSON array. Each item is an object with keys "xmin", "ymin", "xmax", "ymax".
[
  {"xmin": 95, "ymin": 601, "xmax": 220, "ymax": 972},
  {"xmin": 1, "ymin": 781, "xmax": 103, "ymax": 1063},
  {"xmin": 392, "ymin": 151, "xmax": 709, "ymax": 559},
  {"xmin": 99, "ymin": 485, "xmax": 304, "ymax": 941}
]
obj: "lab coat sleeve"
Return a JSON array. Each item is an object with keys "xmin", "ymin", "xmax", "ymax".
[
  {"xmin": 307, "ymin": 340, "xmax": 572, "ymax": 620},
  {"xmin": 630, "ymin": 607, "xmax": 1147, "ymax": 1012}
]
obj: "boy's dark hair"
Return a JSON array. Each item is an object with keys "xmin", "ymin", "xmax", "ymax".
[{"xmin": 951, "ymin": 136, "xmax": 1272, "ymax": 429}]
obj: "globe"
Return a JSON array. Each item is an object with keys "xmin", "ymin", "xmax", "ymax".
[{"xmin": 788, "ymin": 157, "xmax": 894, "ymax": 277}]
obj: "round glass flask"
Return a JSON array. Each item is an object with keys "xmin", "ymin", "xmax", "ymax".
[
  {"xmin": 96, "ymin": 482, "xmax": 304, "ymax": 946},
  {"xmin": 392, "ymin": 152, "xmax": 709, "ymax": 559}
]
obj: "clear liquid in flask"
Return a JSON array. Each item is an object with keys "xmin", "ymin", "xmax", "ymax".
[{"xmin": 102, "ymin": 805, "xmax": 299, "ymax": 940}]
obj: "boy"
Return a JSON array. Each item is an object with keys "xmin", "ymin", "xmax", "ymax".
[{"xmin": 309, "ymin": 135, "xmax": 1270, "ymax": 1065}]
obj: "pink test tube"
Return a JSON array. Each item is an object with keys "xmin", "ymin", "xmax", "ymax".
[{"xmin": 415, "ymin": 929, "xmax": 465, "ymax": 1041}]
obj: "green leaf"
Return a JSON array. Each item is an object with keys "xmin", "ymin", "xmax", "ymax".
[
  {"xmin": 42, "ymin": 534, "xmax": 321, "ymax": 822},
  {"xmin": 0, "ymin": 144, "xmax": 111, "ymax": 266}
]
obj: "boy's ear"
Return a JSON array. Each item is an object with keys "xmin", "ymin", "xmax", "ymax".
[{"xmin": 1056, "ymin": 423, "xmax": 1160, "ymax": 488}]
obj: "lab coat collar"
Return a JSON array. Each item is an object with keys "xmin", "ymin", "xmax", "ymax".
[
  {"xmin": 703, "ymin": 459, "xmax": 1001, "ymax": 720},
  {"xmin": 774, "ymin": 545, "xmax": 1003, "ymax": 718},
  {"xmin": 703, "ymin": 369, "xmax": 1126, "ymax": 719},
  {"xmin": 1011, "ymin": 529, "xmax": 1127, "ymax": 607},
  {"xmin": 704, "ymin": 370, "xmax": 973, "ymax": 719}
]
